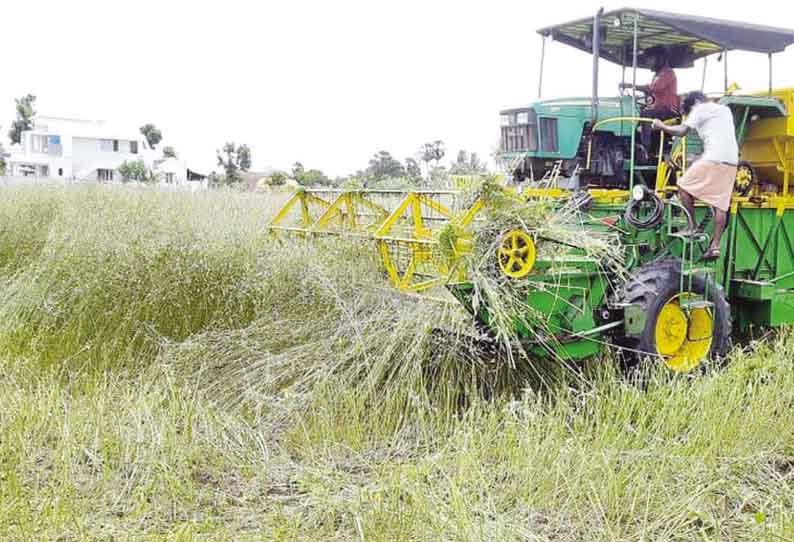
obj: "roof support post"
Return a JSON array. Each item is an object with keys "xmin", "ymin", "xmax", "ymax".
[
  {"xmin": 591, "ymin": 7, "xmax": 604, "ymax": 122},
  {"xmin": 700, "ymin": 56, "xmax": 708, "ymax": 92},
  {"xmin": 538, "ymin": 34, "xmax": 546, "ymax": 99},
  {"xmin": 723, "ymin": 50, "xmax": 728, "ymax": 92},
  {"xmin": 629, "ymin": 11, "xmax": 639, "ymax": 191},
  {"xmin": 768, "ymin": 53, "xmax": 773, "ymax": 95}
]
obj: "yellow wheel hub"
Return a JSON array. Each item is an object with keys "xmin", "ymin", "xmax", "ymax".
[
  {"xmin": 654, "ymin": 295, "xmax": 714, "ymax": 372},
  {"xmin": 735, "ymin": 165, "xmax": 753, "ymax": 192},
  {"xmin": 497, "ymin": 230, "xmax": 536, "ymax": 279}
]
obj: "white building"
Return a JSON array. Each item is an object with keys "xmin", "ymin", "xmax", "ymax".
[
  {"xmin": 155, "ymin": 157, "xmax": 208, "ymax": 190},
  {"xmin": 5, "ymin": 116, "xmax": 156, "ymax": 182}
]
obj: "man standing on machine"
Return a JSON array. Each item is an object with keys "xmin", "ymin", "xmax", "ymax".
[{"xmin": 652, "ymin": 91, "xmax": 739, "ymax": 261}]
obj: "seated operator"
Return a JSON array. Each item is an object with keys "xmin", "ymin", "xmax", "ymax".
[{"xmin": 620, "ymin": 47, "xmax": 680, "ymax": 153}]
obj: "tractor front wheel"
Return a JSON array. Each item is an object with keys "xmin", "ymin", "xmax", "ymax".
[{"xmin": 618, "ymin": 260, "xmax": 731, "ymax": 373}]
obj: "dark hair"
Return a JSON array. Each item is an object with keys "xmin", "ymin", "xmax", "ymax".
[
  {"xmin": 682, "ymin": 91, "xmax": 707, "ymax": 115},
  {"xmin": 645, "ymin": 46, "xmax": 670, "ymax": 67}
]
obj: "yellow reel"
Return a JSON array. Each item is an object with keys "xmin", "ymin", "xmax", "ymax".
[{"xmin": 497, "ymin": 230, "xmax": 537, "ymax": 279}]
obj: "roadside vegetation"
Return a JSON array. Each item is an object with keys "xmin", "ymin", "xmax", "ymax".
[{"xmin": 1, "ymin": 184, "xmax": 793, "ymax": 541}]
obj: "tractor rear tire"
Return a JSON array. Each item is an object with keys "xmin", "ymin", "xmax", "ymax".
[{"xmin": 617, "ymin": 259, "xmax": 731, "ymax": 373}]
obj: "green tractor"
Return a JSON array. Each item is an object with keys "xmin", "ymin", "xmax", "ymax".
[{"xmin": 270, "ymin": 8, "xmax": 794, "ymax": 373}]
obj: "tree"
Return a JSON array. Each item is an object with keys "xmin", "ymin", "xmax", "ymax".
[
  {"xmin": 8, "ymin": 94, "xmax": 36, "ymax": 145},
  {"xmin": 298, "ymin": 168, "xmax": 330, "ymax": 187},
  {"xmin": 420, "ymin": 140, "xmax": 446, "ymax": 180},
  {"xmin": 291, "ymin": 161, "xmax": 305, "ymax": 179},
  {"xmin": 162, "ymin": 146, "xmax": 177, "ymax": 158},
  {"xmin": 117, "ymin": 159, "xmax": 150, "ymax": 183},
  {"xmin": 237, "ymin": 144, "xmax": 252, "ymax": 171},
  {"xmin": 0, "ymin": 127, "xmax": 6, "ymax": 175},
  {"xmin": 266, "ymin": 171, "xmax": 288, "ymax": 186},
  {"xmin": 217, "ymin": 142, "xmax": 241, "ymax": 185},
  {"xmin": 405, "ymin": 157, "xmax": 422, "ymax": 181},
  {"xmin": 365, "ymin": 150, "xmax": 404, "ymax": 180},
  {"xmin": 291, "ymin": 161, "xmax": 333, "ymax": 187},
  {"xmin": 143, "ymin": 168, "xmax": 161, "ymax": 184},
  {"xmin": 429, "ymin": 165, "xmax": 449, "ymax": 186},
  {"xmin": 215, "ymin": 142, "xmax": 252, "ymax": 185},
  {"xmin": 450, "ymin": 149, "xmax": 469, "ymax": 175},
  {"xmin": 292, "ymin": 161, "xmax": 330, "ymax": 186},
  {"xmin": 469, "ymin": 152, "xmax": 484, "ymax": 173},
  {"xmin": 139, "ymin": 124, "xmax": 163, "ymax": 149},
  {"xmin": 449, "ymin": 149, "xmax": 487, "ymax": 175}
]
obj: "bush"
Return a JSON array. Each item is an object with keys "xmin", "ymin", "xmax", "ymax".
[
  {"xmin": 117, "ymin": 159, "xmax": 155, "ymax": 183},
  {"xmin": 266, "ymin": 171, "xmax": 287, "ymax": 186}
]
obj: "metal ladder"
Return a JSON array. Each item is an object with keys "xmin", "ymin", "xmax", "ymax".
[{"xmin": 666, "ymin": 200, "xmax": 716, "ymax": 312}]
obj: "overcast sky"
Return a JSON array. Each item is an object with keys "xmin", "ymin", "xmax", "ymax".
[{"xmin": 2, "ymin": 0, "xmax": 793, "ymax": 177}]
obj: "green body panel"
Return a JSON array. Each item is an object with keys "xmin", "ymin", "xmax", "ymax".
[
  {"xmin": 732, "ymin": 280, "xmax": 775, "ymax": 300},
  {"xmin": 502, "ymin": 96, "xmax": 639, "ymax": 161},
  {"xmin": 724, "ymin": 208, "xmax": 794, "ymax": 287},
  {"xmin": 718, "ymin": 95, "xmax": 787, "ymax": 118},
  {"xmin": 720, "ymin": 207, "xmax": 794, "ymax": 330},
  {"xmin": 449, "ymin": 262, "xmax": 608, "ymax": 361},
  {"xmin": 735, "ymin": 291, "xmax": 794, "ymax": 330},
  {"xmin": 623, "ymin": 305, "xmax": 647, "ymax": 335}
]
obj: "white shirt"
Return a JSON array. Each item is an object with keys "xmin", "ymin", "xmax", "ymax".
[{"xmin": 683, "ymin": 102, "xmax": 739, "ymax": 165}]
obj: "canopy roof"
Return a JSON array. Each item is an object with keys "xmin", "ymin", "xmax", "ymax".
[{"xmin": 537, "ymin": 8, "xmax": 794, "ymax": 69}]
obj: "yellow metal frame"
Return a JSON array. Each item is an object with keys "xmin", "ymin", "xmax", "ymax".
[
  {"xmin": 269, "ymin": 190, "xmax": 394, "ymax": 236},
  {"xmin": 269, "ymin": 189, "xmax": 488, "ymax": 293}
]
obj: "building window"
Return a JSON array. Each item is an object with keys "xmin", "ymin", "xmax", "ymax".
[
  {"xmin": 58, "ymin": 168, "xmax": 63, "ymax": 176},
  {"xmin": 165, "ymin": 173, "xmax": 175, "ymax": 184},
  {"xmin": 130, "ymin": 141, "xmax": 138, "ymax": 154},
  {"xmin": 98, "ymin": 169, "xmax": 114, "ymax": 182},
  {"xmin": 100, "ymin": 139, "xmax": 114, "ymax": 152},
  {"xmin": 48, "ymin": 135, "xmax": 62, "ymax": 156},
  {"xmin": 32, "ymin": 135, "xmax": 49, "ymax": 153},
  {"xmin": 40, "ymin": 165, "xmax": 50, "ymax": 177},
  {"xmin": 113, "ymin": 139, "xmax": 119, "ymax": 152}
]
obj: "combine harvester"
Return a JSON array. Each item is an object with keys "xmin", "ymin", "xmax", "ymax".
[{"xmin": 270, "ymin": 8, "xmax": 794, "ymax": 373}]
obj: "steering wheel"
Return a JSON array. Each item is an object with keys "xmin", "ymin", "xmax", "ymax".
[{"xmin": 620, "ymin": 85, "xmax": 655, "ymax": 108}]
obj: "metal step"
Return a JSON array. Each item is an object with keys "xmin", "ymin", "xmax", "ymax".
[
  {"xmin": 682, "ymin": 266, "xmax": 715, "ymax": 276},
  {"xmin": 678, "ymin": 298, "xmax": 714, "ymax": 311},
  {"xmin": 669, "ymin": 230, "xmax": 709, "ymax": 242}
]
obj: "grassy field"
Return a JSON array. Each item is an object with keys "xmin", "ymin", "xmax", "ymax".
[{"xmin": 1, "ymin": 184, "xmax": 794, "ymax": 541}]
